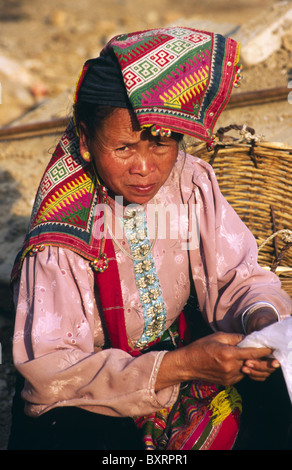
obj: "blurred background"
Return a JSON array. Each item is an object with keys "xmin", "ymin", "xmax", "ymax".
[{"xmin": 0, "ymin": 0, "xmax": 291, "ymax": 449}]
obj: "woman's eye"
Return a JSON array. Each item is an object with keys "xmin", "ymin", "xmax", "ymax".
[
  {"xmin": 153, "ymin": 141, "xmax": 170, "ymax": 151},
  {"xmin": 153, "ymin": 137, "xmax": 172, "ymax": 148},
  {"xmin": 114, "ymin": 145, "xmax": 133, "ymax": 158},
  {"xmin": 115, "ymin": 146, "xmax": 131, "ymax": 155}
]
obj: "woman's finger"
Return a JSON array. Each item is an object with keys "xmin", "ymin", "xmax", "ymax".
[{"xmin": 235, "ymin": 345, "xmax": 273, "ymax": 361}]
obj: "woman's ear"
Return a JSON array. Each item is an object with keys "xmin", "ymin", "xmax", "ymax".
[{"xmin": 79, "ymin": 122, "xmax": 92, "ymax": 162}]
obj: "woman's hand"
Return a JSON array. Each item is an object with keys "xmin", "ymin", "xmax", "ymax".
[
  {"xmin": 155, "ymin": 332, "xmax": 272, "ymax": 391},
  {"xmin": 241, "ymin": 356, "xmax": 280, "ymax": 381},
  {"xmin": 242, "ymin": 306, "xmax": 281, "ymax": 381}
]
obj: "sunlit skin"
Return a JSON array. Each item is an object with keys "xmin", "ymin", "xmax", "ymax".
[
  {"xmin": 79, "ymin": 107, "xmax": 179, "ymax": 205},
  {"xmin": 79, "ymin": 107, "xmax": 280, "ymax": 389}
]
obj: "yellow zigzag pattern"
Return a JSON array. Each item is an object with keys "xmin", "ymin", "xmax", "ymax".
[
  {"xmin": 35, "ymin": 173, "xmax": 93, "ymax": 224},
  {"xmin": 160, "ymin": 65, "xmax": 209, "ymax": 109}
]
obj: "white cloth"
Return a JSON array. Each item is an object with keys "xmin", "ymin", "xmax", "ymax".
[{"xmin": 239, "ymin": 317, "xmax": 292, "ymax": 403}]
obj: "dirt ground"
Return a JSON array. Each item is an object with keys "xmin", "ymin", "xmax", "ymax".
[{"xmin": 0, "ymin": 0, "xmax": 291, "ymax": 450}]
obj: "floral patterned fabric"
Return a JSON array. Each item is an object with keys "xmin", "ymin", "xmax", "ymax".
[{"xmin": 12, "ymin": 151, "xmax": 292, "ymax": 419}]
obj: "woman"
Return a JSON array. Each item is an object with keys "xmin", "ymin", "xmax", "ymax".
[{"xmin": 8, "ymin": 27, "xmax": 292, "ymax": 450}]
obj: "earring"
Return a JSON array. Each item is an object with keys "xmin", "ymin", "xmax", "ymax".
[{"xmin": 83, "ymin": 151, "xmax": 92, "ymax": 162}]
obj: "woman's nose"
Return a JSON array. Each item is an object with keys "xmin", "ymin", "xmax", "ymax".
[{"xmin": 130, "ymin": 146, "xmax": 156, "ymax": 176}]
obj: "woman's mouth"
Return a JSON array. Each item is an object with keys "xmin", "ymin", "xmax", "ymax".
[{"xmin": 130, "ymin": 183, "xmax": 156, "ymax": 194}]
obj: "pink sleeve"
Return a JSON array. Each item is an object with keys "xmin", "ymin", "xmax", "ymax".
[
  {"xmin": 12, "ymin": 246, "xmax": 179, "ymax": 417},
  {"xmin": 185, "ymin": 157, "xmax": 292, "ymax": 332}
]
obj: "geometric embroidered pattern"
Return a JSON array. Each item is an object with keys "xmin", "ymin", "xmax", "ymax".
[
  {"xmin": 12, "ymin": 119, "xmax": 102, "ymax": 280},
  {"xmin": 35, "ymin": 173, "xmax": 94, "ymax": 226},
  {"xmin": 108, "ymin": 27, "xmax": 241, "ymax": 141}
]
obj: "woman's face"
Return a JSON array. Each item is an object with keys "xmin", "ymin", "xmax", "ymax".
[{"xmin": 79, "ymin": 108, "xmax": 179, "ymax": 205}]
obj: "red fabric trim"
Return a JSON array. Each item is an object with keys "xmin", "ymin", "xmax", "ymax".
[
  {"xmin": 208, "ymin": 410, "xmax": 241, "ymax": 450},
  {"xmin": 94, "ymin": 236, "xmax": 188, "ymax": 357},
  {"xmin": 177, "ymin": 311, "xmax": 189, "ymax": 347},
  {"xmin": 93, "ymin": 236, "xmax": 137, "ymax": 354}
]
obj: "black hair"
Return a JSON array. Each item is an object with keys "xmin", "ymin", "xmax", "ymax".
[
  {"xmin": 74, "ymin": 103, "xmax": 116, "ymax": 140},
  {"xmin": 74, "ymin": 101, "xmax": 184, "ymax": 145}
]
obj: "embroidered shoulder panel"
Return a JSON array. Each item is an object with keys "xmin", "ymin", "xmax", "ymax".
[{"xmin": 11, "ymin": 120, "xmax": 102, "ymax": 280}]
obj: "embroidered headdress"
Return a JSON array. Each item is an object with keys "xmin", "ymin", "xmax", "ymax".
[{"xmin": 75, "ymin": 27, "xmax": 241, "ymax": 142}]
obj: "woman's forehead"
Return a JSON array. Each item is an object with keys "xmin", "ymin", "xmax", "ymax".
[{"xmin": 99, "ymin": 108, "xmax": 144, "ymax": 140}]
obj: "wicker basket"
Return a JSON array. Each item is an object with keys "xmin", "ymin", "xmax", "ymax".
[{"xmin": 187, "ymin": 124, "xmax": 292, "ymax": 298}]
